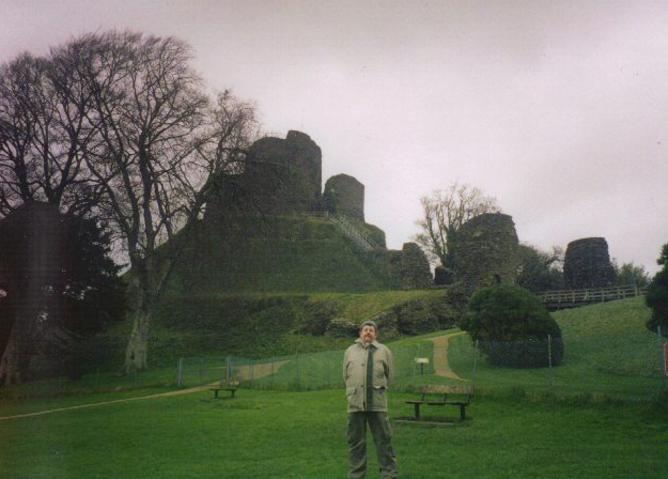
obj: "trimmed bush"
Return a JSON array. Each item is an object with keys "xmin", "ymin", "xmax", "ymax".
[{"xmin": 463, "ymin": 284, "xmax": 564, "ymax": 368}]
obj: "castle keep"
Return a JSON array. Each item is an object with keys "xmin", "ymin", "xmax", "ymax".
[{"xmin": 200, "ymin": 130, "xmax": 431, "ymax": 291}]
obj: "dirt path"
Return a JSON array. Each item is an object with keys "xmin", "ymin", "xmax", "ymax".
[
  {"xmin": 0, "ymin": 359, "xmax": 288, "ymax": 422},
  {"xmin": 430, "ymin": 331, "xmax": 466, "ymax": 380}
]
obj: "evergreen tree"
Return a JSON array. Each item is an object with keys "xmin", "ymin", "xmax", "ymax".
[
  {"xmin": 646, "ymin": 243, "xmax": 668, "ymax": 337},
  {"xmin": 0, "ymin": 202, "xmax": 125, "ymax": 383}
]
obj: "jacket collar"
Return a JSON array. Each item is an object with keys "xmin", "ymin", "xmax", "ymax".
[{"xmin": 355, "ymin": 338, "xmax": 380, "ymax": 349}]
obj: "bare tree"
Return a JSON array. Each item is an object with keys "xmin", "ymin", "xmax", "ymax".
[
  {"xmin": 0, "ymin": 51, "xmax": 98, "ymax": 216},
  {"xmin": 414, "ymin": 183, "xmax": 500, "ymax": 276},
  {"xmin": 70, "ymin": 32, "xmax": 258, "ymax": 372},
  {"xmin": 1, "ymin": 31, "xmax": 259, "ymax": 376}
]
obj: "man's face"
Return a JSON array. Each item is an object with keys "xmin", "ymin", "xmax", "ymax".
[{"xmin": 359, "ymin": 325, "xmax": 377, "ymax": 344}]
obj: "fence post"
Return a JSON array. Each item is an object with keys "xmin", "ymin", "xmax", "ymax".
[
  {"xmin": 176, "ymin": 358, "xmax": 184, "ymax": 387},
  {"xmin": 270, "ymin": 358, "xmax": 274, "ymax": 389},
  {"xmin": 472, "ymin": 340, "xmax": 479, "ymax": 385},
  {"xmin": 326, "ymin": 354, "xmax": 331, "ymax": 388},
  {"xmin": 547, "ymin": 334, "xmax": 553, "ymax": 388},
  {"xmin": 295, "ymin": 350, "xmax": 300, "ymax": 390}
]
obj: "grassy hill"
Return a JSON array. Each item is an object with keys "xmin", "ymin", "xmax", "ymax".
[
  {"xmin": 165, "ymin": 215, "xmax": 401, "ymax": 294},
  {"xmin": 86, "ymin": 288, "xmax": 448, "ymax": 372}
]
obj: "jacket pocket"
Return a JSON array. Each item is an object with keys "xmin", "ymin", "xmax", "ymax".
[
  {"xmin": 372, "ymin": 376, "xmax": 388, "ymax": 389},
  {"xmin": 371, "ymin": 386, "xmax": 388, "ymax": 410},
  {"xmin": 346, "ymin": 386, "xmax": 363, "ymax": 409}
]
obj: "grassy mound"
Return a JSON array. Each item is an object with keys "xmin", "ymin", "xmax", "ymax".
[{"xmin": 165, "ymin": 216, "xmax": 401, "ymax": 294}]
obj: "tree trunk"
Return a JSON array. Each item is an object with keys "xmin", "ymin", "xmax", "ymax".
[
  {"xmin": 124, "ymin": 310, "xmax": 151, "ymax": 373},
  {"xmin": 0, "ymin": 323, "xmax": 29, "ymax": 385}
]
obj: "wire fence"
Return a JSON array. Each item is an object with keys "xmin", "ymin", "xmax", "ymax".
[
  {"xmin": 447, "ymin": 332, "xmax": 667, "ymax": 401},
  {"xmin": 176, "ymin": 342, "xmax": 436, "ymax": 391},
  {"xmin": 176, "ymin": 332, "xmax": 668, "ymax": 402}
]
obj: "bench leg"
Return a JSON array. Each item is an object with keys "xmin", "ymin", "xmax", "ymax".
[
  {"xmin": 213, "ymin": 389, "xmax": 219, "ymax": 399},
  {"xmin": 230, "ymin": 389, "xmax": 236, "ymax": 399},
  {"xmin": 459, "ymin": 404, "xmax": 466, "ymax": 421},
  {"xmin": 414, "ymin": 403, "xmax": 421, "ymax": 420}
]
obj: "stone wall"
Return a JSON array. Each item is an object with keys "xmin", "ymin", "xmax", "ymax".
[
  {"xmin": 454, "ymin": 213, "xmax": 520, "ymax": 295},
  {"xmin": 563, "ymin": 237, "xmax": 616, "ymax": 289},
  {"xmin": 399, "ymin": 242, "xmax": 433, "ymax": 289}
]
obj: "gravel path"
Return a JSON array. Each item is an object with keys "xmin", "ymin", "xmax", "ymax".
[{"xmin": 430, "ymin": 331, "xmax": 466, "ymax": 380}]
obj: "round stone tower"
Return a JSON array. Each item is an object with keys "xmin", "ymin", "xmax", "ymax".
[
  {"xmin": 323, "ymin": 174, "xmax": 364, "ymax": 221},
  {"xmin": 563, "ymin": 237, "xmax": 616, "ymax": 289},
  {"xmin": 454, "ymin": 213, "xmax": 520, "ymax": 295}
]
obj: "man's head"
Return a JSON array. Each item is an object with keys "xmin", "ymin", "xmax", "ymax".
[{"xmin": 359, "ymin": 320, "xmax": 378, "ymax": 344}]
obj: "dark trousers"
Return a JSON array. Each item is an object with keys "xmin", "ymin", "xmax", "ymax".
[{"xmin": 347, "ymin": 412, "xmax": 398, "ymax": 479}]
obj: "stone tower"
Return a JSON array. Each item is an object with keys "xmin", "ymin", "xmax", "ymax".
[
  {"xmin": 205, "ymin": 130, "xmax": 322, "ymax": 220},
  {"xmin": 563, "ymin": 237, "xmax": 616, "ymax": 289},
  {"xmin": 323, "ymin": 174, "xmax": 365, "ymax": 221},
  {"xmin": 245, "ymin": 130, "xmax": 322, "ymax": 214},
  {"xmin": 454, "ymin": 213, "xmax": 520, "ymax": 295}
]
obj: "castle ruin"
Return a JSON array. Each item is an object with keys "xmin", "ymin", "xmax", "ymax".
[{"xmin": 203, "ymin": 130, "xmax": 432, "ymax": 289}]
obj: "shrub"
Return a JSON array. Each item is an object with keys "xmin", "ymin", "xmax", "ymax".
[
  {"xmin": 394, "ymin": 299, "xmax": 439, "ymax": 335},
  {"xmin": 325, "ymin": 318, "xmax": 359, "ymax": 338},
  {"xmin": 373, "ymin": 310, "xmax": 399, "ymax": 340},
  {"xmin": 646, "ymin": 243, "xmax": 668, "ymax": 337},
  {"xmin": 444, "ymin": 281, "xmax": 470, "ymax": 322},
  {"xmin": 463, "ymin": 284, "xmax": 564, "ymax": 368},
  {"xmin": 296, "ymin": 300, "xmax": 342, "ymax": 335},
  {"xmin": 427, "ymin": 296, "xmax": 459, "ymax": 330}
]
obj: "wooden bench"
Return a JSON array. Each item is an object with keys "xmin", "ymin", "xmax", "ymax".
[
  {"xmin": 209, "ymin": 381, "xmax": 239, "ymax": 399},
  {"xmin": 405, "ymin": 385, "xmax": 473, "ymax": 421}
]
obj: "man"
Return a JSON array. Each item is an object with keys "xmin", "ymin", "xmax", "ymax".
[{"xmin": 343, "ymin": 320, "xmax": 397, "ymax": 479}]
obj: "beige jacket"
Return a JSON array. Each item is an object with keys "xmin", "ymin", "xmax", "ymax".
[{"xmin": 343, "ymin": 339, "xmax": 394, "ymax": 413}]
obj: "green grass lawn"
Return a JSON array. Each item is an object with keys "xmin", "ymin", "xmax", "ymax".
[
  {"xmin": 447, "ymin": 297, "xmax": 666, "ymax": 401},
  {"xmin": 2, "ymin": 296, "xmax": 668, "ymax": 477},
  {"xmin": 2, "ymin": 387, "xmax": 667, "ymax": 478}
]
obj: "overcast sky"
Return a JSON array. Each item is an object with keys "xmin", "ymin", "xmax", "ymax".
[{"xmin": 2, "ymin": 0, "xmax": 667, "ymax": 274}]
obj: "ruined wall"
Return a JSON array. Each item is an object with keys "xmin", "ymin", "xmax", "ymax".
[
  {"xmin": 563, "ymin": 237, "xmax": 616, "ymax": 289},
  {"xmin": 399, "ymin": 242, "xmax": 433, "ymax": 289},
  {"xmin": 454, "ymin": 213, "xmax": 520, "ymax": 295},
  {"xmin": 323, "ymin": 174, "xmax": 365, "ymax": 221}
]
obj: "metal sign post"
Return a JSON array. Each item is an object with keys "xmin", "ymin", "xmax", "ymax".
[{"xmin": 415, "ymin": 357, "xmax": 429, "ymax": 376}]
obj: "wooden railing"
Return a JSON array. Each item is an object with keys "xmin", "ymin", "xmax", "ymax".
[{"xmin": 538, "ymin": 284, "xmax": 647, "ymax": 310}]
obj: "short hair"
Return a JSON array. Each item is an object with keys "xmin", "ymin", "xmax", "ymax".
[{"xmin": 359, "ymin": 320, "xmax": 378, "ymax": 331}]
